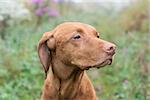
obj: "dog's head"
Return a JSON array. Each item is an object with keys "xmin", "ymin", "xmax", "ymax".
[{"xmin": 38, "ymin": 22, "xmax": 116, "ymax": 75}]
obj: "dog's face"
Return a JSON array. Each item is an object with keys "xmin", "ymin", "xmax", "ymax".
[{"xmin": 38, "ymin": 22, "xmax": 116, "ymax": 73}]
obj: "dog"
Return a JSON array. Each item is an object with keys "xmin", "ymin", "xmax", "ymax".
[{"xmin": 38, "ymin": 22, "xmax": 116, "ymax": 100}]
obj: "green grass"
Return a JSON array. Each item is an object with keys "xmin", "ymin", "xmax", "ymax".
[{"xmin": 0, "ymin": 12, "xmax": 149, "ymax": 100}]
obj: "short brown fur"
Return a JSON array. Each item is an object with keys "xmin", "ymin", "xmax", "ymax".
[{"xmin": 38, "ymin": 22, "xmax": 116, "ymax": 100}]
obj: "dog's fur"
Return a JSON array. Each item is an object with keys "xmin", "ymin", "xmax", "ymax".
[{"xmin": 38, "ymin": 22, "xmax": 116, "ymax": 100}]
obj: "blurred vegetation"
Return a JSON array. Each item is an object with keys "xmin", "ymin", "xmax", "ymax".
[
  {"xmin": 119, "ymin": 0, "xmax": 149, "ymax": 33},
  {"xmin": 0, "ymin": 0, "xmax": 150, "ymax": 100}
]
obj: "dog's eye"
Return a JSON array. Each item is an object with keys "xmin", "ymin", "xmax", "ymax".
[
  {"xmin": 73, "ymin": 34, "xmax": 81, "ymax": 40},
  {"xmin": 97, "ymin": 35, "xmax": 99, "ymax": 38}
]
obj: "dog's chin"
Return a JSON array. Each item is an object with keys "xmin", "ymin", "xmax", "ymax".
[
  {"xmin": 95, "ymin": 58, "xmax": 112, "ymax": 69},
  {"xmin": 84, "ymin": 58, "xmax": 113, "ymax": 70}
]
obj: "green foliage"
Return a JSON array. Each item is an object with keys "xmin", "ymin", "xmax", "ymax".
[
  {"xmin": 0, "ymin": 10, "xmax": 149, "ymax": 100},
  {"xmin": 119, "ymin": 0, "xmax": 149, "ymax": 32}
]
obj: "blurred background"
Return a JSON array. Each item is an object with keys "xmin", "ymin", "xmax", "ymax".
[{"xmin": 0, "ymin": 0, "xmax": 150, "ymax": 99}]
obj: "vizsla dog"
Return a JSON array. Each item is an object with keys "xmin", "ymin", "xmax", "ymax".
[{"xmin": 38, "ymin": 22, "xmax": 116, "ymax": 100}]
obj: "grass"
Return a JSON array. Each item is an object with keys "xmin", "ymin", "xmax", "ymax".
[{"xmin": 0, "ymin": 11, "xmax": 149, "ymax": 100}]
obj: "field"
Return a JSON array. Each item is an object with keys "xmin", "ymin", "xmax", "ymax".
[{"xmin": 0, "ymin": 2, "xmax": 150, "ymax": 100}]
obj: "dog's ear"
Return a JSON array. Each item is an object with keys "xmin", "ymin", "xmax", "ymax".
[{"xmin": 38, "ymin": 32, "xmax": 55, "ymax": 77}]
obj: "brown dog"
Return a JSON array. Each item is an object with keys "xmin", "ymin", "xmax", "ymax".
[{"xmin": 38, "ymin": 22, "xmax": 116, "ymax": 100}]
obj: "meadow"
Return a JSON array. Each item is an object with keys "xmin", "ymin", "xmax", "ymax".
[{"xmin": 0, "ymin": 1, "xmax": 149, "ymax": 100}]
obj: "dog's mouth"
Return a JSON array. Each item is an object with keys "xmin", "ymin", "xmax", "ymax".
[
  {"xmin": 95, "ymin": 58, "xmax": 112, "ymax": 68},
  {"xmin": 84, "ymin": 58, "xmax": 113, "ymax": 70}
]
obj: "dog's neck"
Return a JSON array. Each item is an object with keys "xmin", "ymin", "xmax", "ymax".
[{"xmin": 48, "ymin": 57, "xmax": 84, "ymax": 99}]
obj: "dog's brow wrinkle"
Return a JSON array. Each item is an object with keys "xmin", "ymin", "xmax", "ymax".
[{"xmin": 76, "ymin": 28, "xmax": 83, "ymax": 33}]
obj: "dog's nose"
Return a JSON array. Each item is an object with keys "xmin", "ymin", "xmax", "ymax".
[{"xmin": 104, "ymin": 42, "xmax": 116, "ymax": 55}]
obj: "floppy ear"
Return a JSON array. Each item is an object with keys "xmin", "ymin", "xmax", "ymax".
[{"xmin": 38, "ymin": 32, "xmax": 55, "ymax": 77}]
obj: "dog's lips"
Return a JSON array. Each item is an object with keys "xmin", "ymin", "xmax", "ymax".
[
  {"xmin": 76, "ymin": 56, "xmax": 114, "ymax": 70},
  {"xmin": 81, "ymin": 58, "xmax": 113, "ymax": 70},
  {"xmin": 91, "ymin": 58, "xmax": 113, "ymax": 69},
  {"xmin": 100, "ymin": 59, "xmax": 112, "ymax": 66}
]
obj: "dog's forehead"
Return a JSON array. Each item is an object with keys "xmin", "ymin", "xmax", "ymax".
[{"xmin": 53, "ymin": 22, "xmax": 97, "ymax": 38}]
